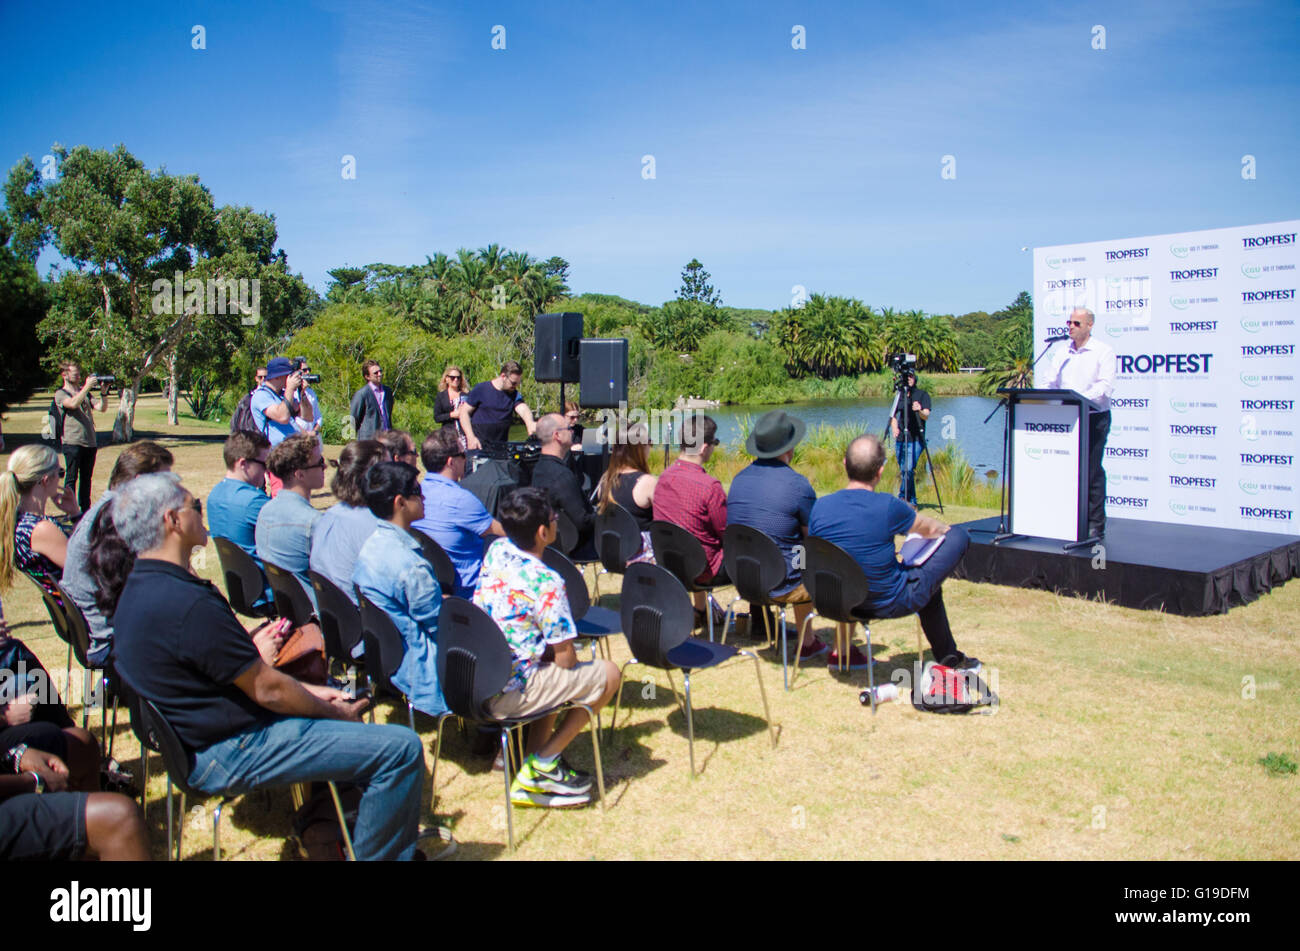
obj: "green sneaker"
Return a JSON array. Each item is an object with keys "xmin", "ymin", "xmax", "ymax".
[
  {"xmin": 516, "ymin": 754, "xmax": 593, "ymax": 796},
  {"xmin": 509, "ymin": 784, "xmax": 590, "ymax": 808}
]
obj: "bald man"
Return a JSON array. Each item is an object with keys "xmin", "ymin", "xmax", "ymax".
[
  {"xmin": 808, "ymin": 434, "xmax": 980, "ymax": 671},
  {"xmin": 529, "ymin": 413, "xmax": 596, "ymax": 557}
]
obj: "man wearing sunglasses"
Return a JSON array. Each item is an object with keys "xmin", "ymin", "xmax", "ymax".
[
  {"xmin": 1043, "ymin": 307, "xmax": 1116, "ymax": 539},
  {"xmin": 255, "ymin": 433, "xmax": 327, "ymax": 607}
]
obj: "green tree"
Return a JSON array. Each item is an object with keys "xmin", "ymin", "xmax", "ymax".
[
  {"xmin": 979, "ymin": 292, "xmax": 1034, "ymax": 394},
  {"xmin": 0, "ymin": 221, "xmax": 48, "ymax": 415},
  {"xmin": 677, "ymin": 258, "xmax": 722, "ymax": 307},
  {"xmin": 883, "ymin": 309, "xmax": 960, "ymax": 372},
  {"xmin": 771, "ymin": 295, "xmax": 882, "ymax": 378}
]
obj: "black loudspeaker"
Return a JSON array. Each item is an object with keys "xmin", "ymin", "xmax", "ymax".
[
  {"xmin": 579, "ymin": 338, "xmax": 628, "ymax": 409},
  {"xmin": 534, "ymin": 312, "xmax": 584, "ymax": 382}
]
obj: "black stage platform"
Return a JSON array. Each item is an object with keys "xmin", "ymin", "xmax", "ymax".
[{"xmin": 953, "ymin": 517, "xmax": 1300, "ymax": 616}]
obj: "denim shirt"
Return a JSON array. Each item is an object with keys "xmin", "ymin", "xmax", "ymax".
[
  {"xmin": 255, "ymin": 490, "xmax": 321, "ymax": 609},
  {"xmin": 353, "ymin": 521, "xmax": 447, "ymax": 716}
]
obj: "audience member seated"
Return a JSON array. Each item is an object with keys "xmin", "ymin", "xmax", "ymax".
[
  {"xmin": 377, "ymin": 429, "xmax": 419, "ymax": 467},
  {"xmin": 310, "ymin": 440, "xmax": 385, "ymax": 605},
  {"xmin": 809, "ymin": 434, "xmax": 980, "ymax": 671},
  {"xmin": 653, "ymin": 413, "xmax": 728, "ymax": 623},
  {"xmin": 2, "ymin": 631, "xmax": 102, "ymax": 792},
  {"xmin": 726, "ymin": 410, "xmax": 820, "ymax": 657},
  {"xmin": 596, "ymin": 422, "xmax": 657, "ymax": 563},
  {"xmin": 255, "ymin": 433, "xmax": 325, "ymax": 608},
  {"xmin": 473, "ymin": 488, "xmax": 620, "ymax": 808},
  {"xmin": 109, "ymin": 472, "xmax": 425, "ymax": 860},
  {"xmin": 61, "ymin": 441, "xmax": 173, "ymax": 666},
  {"xmin": 1, "ymin": 753, "xmax": 148, "ymax": 860},
  {"xmin": 411, "ymin": 427, "xmax": 504, "ymax": 598},
  {"xmin": 1, "ymin": 445, "xmax": 79, "ymax": 599},
  {"xmin": 208, "ymin": 430, "xmax": 273, "ymax": 606},
  {"xmin": 529, "ymin": 413, "xmax": 596, "ymax": 558},
  {"xmin": 353, "ymin": 462, "xmax": 448, "ymax": 717}
]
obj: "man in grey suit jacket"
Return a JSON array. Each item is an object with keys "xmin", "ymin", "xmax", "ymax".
[{"xmin": 349, "ymin": 359, "xmax": 394, "ymax": 440}]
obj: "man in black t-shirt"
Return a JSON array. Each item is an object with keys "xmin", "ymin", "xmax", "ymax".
[
  {"xmin": 889, "ymin": 370, "xmax": 931, "ymax": 507},
  {"xmin": 458, "ymin": 360, "xmax": 537, "ymax": 450},
  {"xmin": 111, "ymin": 472, "xmax": 425, "ymax": 860}
]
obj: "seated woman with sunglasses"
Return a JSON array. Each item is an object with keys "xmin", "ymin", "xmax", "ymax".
[{"xmin": 1, "ymin": 445, "xmax": 80, "ymax": 600}]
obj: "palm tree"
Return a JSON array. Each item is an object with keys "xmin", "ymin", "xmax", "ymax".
[{"xmin": 979, "ymin": 311, "xmax": 1033, "ymax": 394}]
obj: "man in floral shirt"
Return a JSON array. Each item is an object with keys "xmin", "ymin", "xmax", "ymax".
[{"xmin": 473, "ymin": 488, "xmax": 619, "ymax": 808}]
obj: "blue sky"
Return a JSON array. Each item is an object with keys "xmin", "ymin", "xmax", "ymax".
[{"xmin": 2, "ymin": 0, "xmax": 1297, "ymax": 314}]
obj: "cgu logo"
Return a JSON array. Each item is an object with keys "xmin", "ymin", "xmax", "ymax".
[
  {"xmin": 1169, "ymin": 450, "xmax": 1189, "ymax": 465},
  {"xmin": 1170, "ymin": 399, "xmax": 1189, "ymax": 414},
  {"xmin": 1024, "ymin": 446, "xmax": 1044, "ymax": 460},
  {"xmin": 1239, "ymin": 480, "xmax": 1260, "ymax": 495},
  {"xmin": 1168, "ymin": 501, "xmax": 1189, "ymax": 517},
  {"xmin": 1170, "ymin": 244, "xmax": 1190, "ymax": 258},
  {"xmin": 1045, "ymin": 257, "xmax": 1063, "ymax": 269},
  {"xmin": 1169, "ymin": 296, "xmax": 1190, "ymax": 310},
  {"xmin": 1241, "ymin": 263, "xmax": 1262, "ymax": 280},
  {"xmin": 1106, "ymin": 323, "xmax": 1125, "ymax": 338},
  {"xmin": 1240, "ymin": 318, "xmax": 1261, "ymax": 333},
  {"xmin": 1240, "ymin": 372, "xmax": 1261, "ymax": 387}
]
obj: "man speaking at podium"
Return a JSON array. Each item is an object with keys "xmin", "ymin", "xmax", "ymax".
[{"xmin": 1043, "ymin": 307, "xmax": 1116, "ymax": 539}]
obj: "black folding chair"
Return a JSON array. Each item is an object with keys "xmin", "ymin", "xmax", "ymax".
[
  {"xmin": 107, "ymin": 666, "xmax": 154, "ymax": 820},
  {"xmin": 542, "ymin": 547, "xmax": 621, "ymax": 661},
  {"xmin": 137, "ymin": 695, "xmax": 355, "ymax": 861},
  {"xmin": 55, "ymin": 583, "xmax": 115, "ymax": 747},
  {"xmin": 263, "ymin": 561, "xmax": 316, "ymax": 625},
  {"xmin": 22, "ymin": 571, "xmax": 77, "ymax": 696},
  {"xmin": 408, "ymin": 528, "xmax": 458, "ymax": 595},
  {"xmin": 721, "ymin": 523, "xmax": 797, "ymax": 689},
  {"xmin": 355, "ymin": 592, "xmax": 418, "ymax": 731},
  {"xmin": 592, "ymin": 503, "xmax": 642, "ymax": 599},
  {"xmin": 613, "ymin": 564, "xmax": 775, "ymax": 777},
  {"xmin": 212, "ymin": 537, "xmax": 276, "ymax": 618},
  {"xmin": 309, "ymin": 570, "xmax": 365, "ymax": 679},
  {"xmin": 431, "ymin": 596, "xmax": 606, "ymax": 852},
  {"xmin": 649, "ymin": 520, "xmax": 724, "ymax": 641}
]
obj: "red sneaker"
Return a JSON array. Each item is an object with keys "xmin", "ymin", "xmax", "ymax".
[
  {"xmin": 827, "ymin": 645, "xmax": 873, "ymax": 670},
  {"xmin": 798, "ymin": 636, "xmax": 830, "ymax": 659}
]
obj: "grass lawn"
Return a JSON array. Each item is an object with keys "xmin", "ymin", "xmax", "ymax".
[{"xmin": 2, "ymin": 393, "xmax": 1297, "ymax": 860}]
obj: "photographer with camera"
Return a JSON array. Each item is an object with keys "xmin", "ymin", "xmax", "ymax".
[
  {"xmin": 251, "ymin": 357, "xmax": 317, "ymax": 496},
  {"xmin": 290, "ymin": 357, "xmax": 323, "ymax": 440},
  {"xmin": 888, "ymin": 357, "xmax": 930, "ymax": 508},
  {"xmin": 55, "ymin": 362, "xmax": 111, "ymax": 517}
]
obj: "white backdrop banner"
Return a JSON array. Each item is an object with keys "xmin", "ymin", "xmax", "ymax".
[{"xmin": 1033, "ymin": 220, "xmax": 1299, "ymax": 536}]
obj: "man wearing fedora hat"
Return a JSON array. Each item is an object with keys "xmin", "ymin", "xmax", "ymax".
[{"xmin": 726, "ymin": 410, "xmax": 835, "ymax": 662}]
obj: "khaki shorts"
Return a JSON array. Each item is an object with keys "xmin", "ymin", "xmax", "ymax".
[
  {"xmin": 772, "ymin": 583, "xmax": 810, "ymax": 604},
  {"xmin": 487, "ymin": 660, "xmax": 608, "ymax": 720}
]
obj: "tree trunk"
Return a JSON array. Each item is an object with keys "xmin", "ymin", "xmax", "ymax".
[
  {"xmin": 167, "ymin": 353, "xmax": 179, "ymax": 425},
  {"xmin": 112, "ymin": 387, "xmax": 137, "ymax": 443}
]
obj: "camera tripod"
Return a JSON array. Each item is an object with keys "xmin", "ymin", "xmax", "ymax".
[{"xmin": 886, "ymin": 382, "xmax": 943, "ymax": 513}]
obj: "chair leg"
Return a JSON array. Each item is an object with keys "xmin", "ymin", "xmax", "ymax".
[
  {"xmin": 741, "ymin": 649, "xmax": 777, "ymax": 748},
  {"xmin": 430, "ymin": 712, "xmax": 454, "ymax": 812},
  {"xmin": 663, "ymin": 668, "xmax": 684, "ymax": 715},
  {"xmin": 779, "ymin": 609, "xmax": 788, "ymax": 691},
  {"xmin": 165, "ymin": 778, "xmax": 174, "ymax": 861},
  {"xmin": 609, "ymin": 659, "xmax": 638, "ymax": 742},
  {"xmin": 327, "ymin": 781, "xmax": 357, "ymax": 861},
  {"xmin": 500, "ymin": 729, "xmax": 516, "ymax": 853},
  {"xmin": 720, "ymin": 598, "xmax": 743, "ymax": 646},
  {"xmin": 866, "ymin": 623, "xmax": 878, "ymax": 715},
  {"xmin": 683, "ymin": 670, "xmax": 696, "ymax": 778},
  {"xmin": 916, "ymin": 617, "xmax": 924, "ymax": 667},
  {"xmin": 790, "ymin": 610, "xmax": 821, "ymax": 690},
  {"xmin": 65, "ymin": 644, "xmax": 72, "ymax": 708},
  {"xmin": 572, "ymin": 702, "xmax": 607, "ymax": 811},
  {"xmin": 213, "ymin": 799, "xmax": 223, "ymax": 861},
  {"xmin": 140, "ymin": 752, "xmax": 149, "ymax": 822},
  {"xmin": 176, "ymin": 789, "xmax": 186, "ymax": 862},
  {"xmin": 106, "ymin": 691, "xmax": 119, "ymax": 761}
]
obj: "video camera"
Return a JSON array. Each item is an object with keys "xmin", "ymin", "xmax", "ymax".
[
  {"xmin": 92, "ymin": 373, "xmax": 116, "ymax": 386},
  {"xmin": 887, "ymin": 353, "xmax": 917, "ymax": 391},
  {"xmin": 291, "ymin": 358, "xmax": 321, "ymax": 384}
]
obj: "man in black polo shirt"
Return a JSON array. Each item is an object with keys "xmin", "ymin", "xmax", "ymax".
[
  {"xmin": 110, "ymin": 472, "xmax": 425, "ymax": 861},
  {"xmin": 458, "ymin": 360, "xmax": 537, "ymax": 450},
  {"xmin": 529, "ymin": 412, "xmax": 596, "ymax": 558}
]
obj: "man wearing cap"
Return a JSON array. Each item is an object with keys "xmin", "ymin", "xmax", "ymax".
[
  {"xmin": 726, "ymin": 410, "xmax": 829, "ymax": 662},
  {"xmin": 251, "ymin": 357, "xmax": 316, "ymax": 496}
]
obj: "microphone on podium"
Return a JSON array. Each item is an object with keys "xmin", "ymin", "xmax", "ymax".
[{"xmin": 1043, "ymin": 334, "xmax": 1069, "ymax": 343}]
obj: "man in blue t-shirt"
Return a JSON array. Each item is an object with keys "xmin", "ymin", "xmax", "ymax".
[
  {"xmin": 250, "ymin": 356, "xmax": 316, "ymax": 447},
  {"xmin": 208, "ymin": 430, "xmax": 274, "ymax": 607},
  {"xmin": 457, "ymin": 360, "xmax": 537, "ymax": 450},
  {"xmin": 808, "ymin": 434, "xmax": 980, "ymax": 671},
  {"xmin": 411, "ymin": 428, "xmax": 504, "ymax": 597}
]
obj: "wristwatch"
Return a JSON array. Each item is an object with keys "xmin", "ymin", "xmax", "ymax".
[
  {"xmin": 7, "ymin": 742, "xmax": 28, "ymax": 773},
  {"xmin": 26, "ymin": 771, "xmax": 44, "ymax": 794}
]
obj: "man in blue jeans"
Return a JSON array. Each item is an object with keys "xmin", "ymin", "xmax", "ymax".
[
  {"xmin": 889, "ymin": 369, "xmax": 931, "ymax": 507},
  {"xmin": 809, "ymin": 434, "xmax": 981, "ymax": 671},
  {"xmin": 110, "ymin": 473, "xmax": 424, "ymax": 860}
]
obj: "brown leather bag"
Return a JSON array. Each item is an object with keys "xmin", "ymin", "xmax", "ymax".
[{"xmin": 274, "ymin": 621, "xmax": 329, "ymax": 685}]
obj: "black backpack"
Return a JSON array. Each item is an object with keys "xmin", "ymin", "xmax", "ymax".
[
  {"xmin": 229, "ymin": 390, "xmax": 257, "ymax": 434},
  {"xmin": 44, "ymin": 393, "xmax": 66, "ymax": 450}
]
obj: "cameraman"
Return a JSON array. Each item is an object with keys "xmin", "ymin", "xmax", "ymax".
[
  {"xmin": 889, "ymin": 368, "xmax": 930, "ymax": 508},
  {"xmin": 291, "ymin": 358, "xmax": 323, "ymax": 439},
  {"xmin": 56, "ymin": 362, "xmax": 110, "ymax": 516}
]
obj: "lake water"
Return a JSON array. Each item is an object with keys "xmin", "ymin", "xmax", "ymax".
[{"xmin": 702, "ymin": 396, "xmax": 1008, "ymax": 475}]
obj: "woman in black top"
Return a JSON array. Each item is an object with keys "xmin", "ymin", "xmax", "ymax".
[
  {"xmin": 433, "ymin": 366, "xmax": 471, "ymax": 451},
  {"xmin": 597, "ymin": 423, "xmax": 657, "ymax": 562}
]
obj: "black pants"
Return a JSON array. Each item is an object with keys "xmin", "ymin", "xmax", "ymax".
[
  {"xmin": 1087, "ymin": 411, "xmax": 1110, "ymax": 535},
  {"xmin": 63, "ymin": 445, "xmax": 98, "ymax": 516},
  {"xmin": 877, "ymin": 526, "xmax": 970, "ymax": 664}
]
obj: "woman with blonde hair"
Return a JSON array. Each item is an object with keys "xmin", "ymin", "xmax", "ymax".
[
  {"xmin": 597, "ymin": 422, "xmax": 657, "ymax": 564},
  {"xmin": 434, "ymin": 365, "xmax": 471, "ymax": 451},
  {"xmin": 1, "ymin": 444, "xmax": 80, "ymax": 597}
]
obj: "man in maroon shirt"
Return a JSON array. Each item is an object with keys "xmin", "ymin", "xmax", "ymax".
[{"xmin": 652, "ymin": 414, "xmax": 728, "ymax": 623}]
